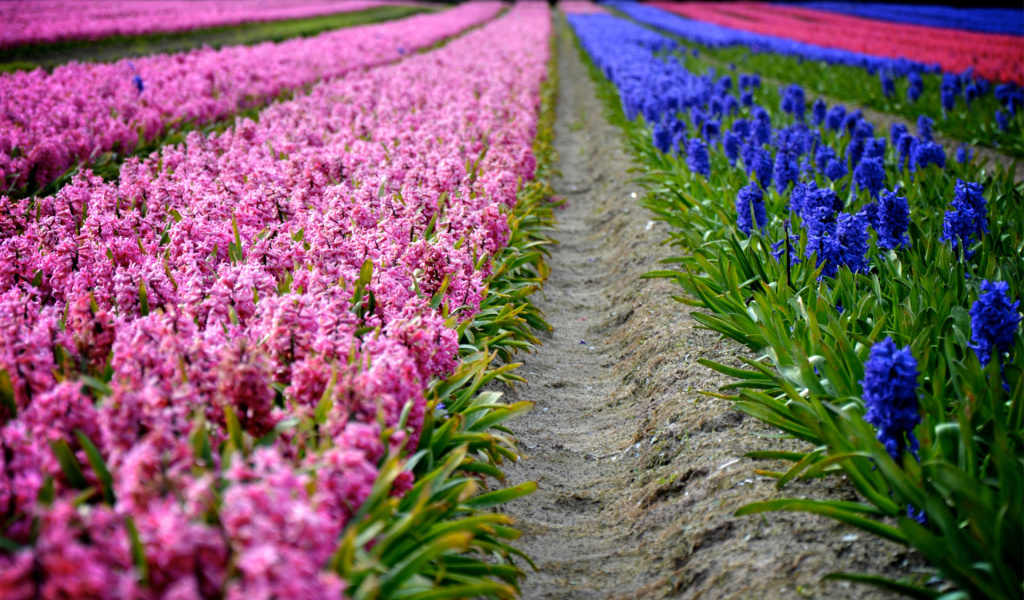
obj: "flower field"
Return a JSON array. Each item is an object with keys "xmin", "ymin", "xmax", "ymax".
[
  {"xmin": 0, "ymin": 0, "xmax": 1021, "ymax": 598},
  {"xmin": 0, "ymin": 0, "xmax": 426, "ymax": 50}
]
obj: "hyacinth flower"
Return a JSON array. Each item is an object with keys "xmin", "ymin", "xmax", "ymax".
[
  {"xmin": 653, "ymin": 121, "xmax": 673, "ymax": 153},
  {"xmin": 906, "ymin": 72, "xmax": 923, "ymax": 103},
  {"xmin": 941, "ymin": 180, "xmax": 988, "ymax": 260},
  {"xmin": 874, "ymin": 188, "xmax": 911, "ymax": 250},
  {"xmin": 824, "ymin": 155, "xmax": 848, "ymax": 182},
  {"xmin": 917, "ymin": 115, "xmax": 935, "ymax": 142},
  {"xmin": 879, "ymin": 71, "xmax": 895, "ymax": 98},
  {"xmin": 780, "ymin": 84, "xmax": 806, "ymax": 121},
  {"xmin": 853, "ymin": 156, "xmax": 885, "ymax": 198},
  {"xmin": 953, "ymin": 144, "xmax": 971, "ymax": 164},
  {"xmin": 774, "ymin": 147, "xmax": 798, "ymax": 193},
  {"xmin": 132, "ymin": 74, "xmax": 144, "ymax": 94},
  {"xmin": 735, "ymin": 181, "xmax": 767, "ymax": 235},
  {"xmin": 890, "ymin": 122, "xmax": 908, "ymax": 147},
  {"xmin": 723, "ymin": 131, "xmax": 741, "ymax": 166},
  {"xmin": 861, "ymin": 337, "xmax": 921, "ymax": 464},
  {"xmin": 969, "ymin": 280, "xmax": 1021, "ymax": 374},
  {"xmin": 995, "ymin": 110, "xmax": 1010, "ymax": 132},
  {"xmin": 686, "ymin": 137, "xmax": 711, "ymax": 178},
  {"xmin": 811, "ymin": 98, "xmax": 826, "ymax": 126},
  {"xmin": 911, "ymin": 140, "xmax": 946, "ymax": 171}
]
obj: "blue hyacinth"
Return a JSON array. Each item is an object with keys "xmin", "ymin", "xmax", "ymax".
[
  {"xmin": 853, "ymin": 156, "xmax": 885, "ymax": 198},
  {"xmin": 941, "ymin": 180, "xmax": 988, "ymax": 259},
  {"xmin": 911, "ymin": 141, "xmax": 946, "ymax": 171},
  {"xmin": 653, "ymin": 122, "xmax": 673, "ymax": 153},
  {"xmin": 880, "ymin": 72, "xmax": 895, "ymax": 98},
  {"xmin": 917, "ymin": 115, "xmax": 934, "ymax": 142},
  {"xmin": 686, "ymin": 137, "xmax": 711, "ymax": 178},
  {"xmin": 861, "ymin": 337, "xmax": 921, "ymax": 462},
  {"xmin": 824, "ymin": 156, "xmax": 848, "ymax": 182},
  {"xmin": 825, "ymin": 105, "xmax": 846, "ymax": 131},
  {"xmin": 956, "ymin": 144, "xmax": 973, "ymax": 164},
  {"xmin": 132, "ymin": 74, "xmax": 144, "ymax": 94},
  {"xmin": 969, "ymin": 280, "xmax": 1021, "ymax": 369},
  {"xmin": 753, "ymin": 146, "xmax": 774, "ymax": 188},
  {"xmin": 774, "ymin": 149, "xmax": 798, "ymax": 193},
  {"xmin": 890, "ymin": 122, "xmax": 908, "ymax": 147},
  {"xmin": 995, "ymin": 110, "xmax": 1010, "ymax": 132},
  {"xmin": 780, "ymin": 84, "xmax": 806, "ymax": 121},
  {"xmin": 907, "ymin": 72, "xmax": 923, "ymax": 103},
  {"xmin": 875, "ymin": 188, "xmax": 911, "ymax": 249},
  {"xmin": 811, "ymin": 98, "xmax": 826, "ymax": 126},
  {"xmin": 723, "ymin": 131, "xmax": 741, "ymax": 166},
  {"xmin": 735, "ymin": 181, "xmax": 767, "ymax": 235}
]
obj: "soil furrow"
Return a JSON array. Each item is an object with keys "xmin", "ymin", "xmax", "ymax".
[{"xmin": 503, "ymin": 25, "xmax": 917, "ymax": 600}]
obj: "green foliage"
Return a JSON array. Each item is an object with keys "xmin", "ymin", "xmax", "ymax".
[{"xmin": 568, "ymin": 15, "xmax": 1024, "ymax": 600}]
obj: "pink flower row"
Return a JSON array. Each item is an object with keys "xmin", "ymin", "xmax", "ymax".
[
  {"xmin": 0, "ymin": 2, "xmax": 502, "ymax": 193},
  {"xmin": 0, "ymin": 0, "xmax": 428, "ymax": 50},
  {"xmin": 0, "ymin": 2, "xmax": 551, "ymax": 597},
  {"xmin": 558, "ymin": 1, "xmax": 606, "ymax": 15}
]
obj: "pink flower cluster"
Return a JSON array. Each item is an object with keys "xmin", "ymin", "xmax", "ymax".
[
  {"xmin": 558, "ymin": 1, "xmax": 607, "ymax": 15},
  {"xmin": 0, "ymin": 1, "xmax": 551, "ymax": 597},
  {"xmin": 0, "ymin": 0, "xmax": 429, "ymax": 50},
  {"xmin": 0, "ymin": 2, "xmax": 502, "ymax": 192}
]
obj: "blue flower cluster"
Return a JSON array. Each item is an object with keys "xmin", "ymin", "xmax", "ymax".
[
  {"xmin": 609, "ymin": 1, "xmax": 1018, "ymax": 131},
  {"xmin": 940, "ymin": 179, "xmax": 988, "ymax": 259},
  {"xmin": 860, "ymin": 337, "xmax": 921, "ymax": 462},
  {"xmin": 735, "ymin": 181, "xmax": 767, "ymax": 235},
  {"xmin": 571, "ymin": 12, "xmax": 961, "ymax": 284},
  {"xmin": 969, "ymin": 280, "xmax": 1021, "ymax": 368}
]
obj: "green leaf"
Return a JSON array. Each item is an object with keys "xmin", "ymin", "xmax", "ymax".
[{"xmin": 75, "ymin": 430, "xmax": 114, "ymax": 504}]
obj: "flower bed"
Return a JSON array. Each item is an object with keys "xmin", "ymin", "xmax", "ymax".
[
  {"xmin": 0, "ymin": 0, "xmax": 428, "ymax": 50},
  {"xmin": 648, "ymin": 1, "xmax": 1024, "ymax": 85},
  {"xmin": 570, "ymin": 11, "xmax": 1022, "ymax": 599},
  {"xmin": 792, "ymin": 2, "xmax": 1024, "ymax": 36},
  {"xmin": 610, "ymin": 2, "xmax": 1024, "ymax": 157},
  {"xmin": 0, "ymin": 2, "xmax": 502, "ymax": 195},
  {"xmin": 0, "ymin": 3, "xmax": 553, "ymax": 596}
]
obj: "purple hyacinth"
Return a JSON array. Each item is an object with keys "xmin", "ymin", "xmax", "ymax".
[
  {"xmin": 735, "ymin": 181, "xmax": 767, "ymax": 235},
  {"xmin": 969, "ymin": 280, "xmax": 1021, "ymax": 368},
  {"xmin": 861, "ymin": 337, "xmax": 921, "ymax": 462},
  {"xmin": 686, "ymin": 137, "xmax": 711, "ymax": 178},
  {"xmin": 874, "ymin": 188, "xmax": 910, "ymax": 249},
  {"xmin": 941, "ymin": 180, "xmax": 988, "ymax": 259}
]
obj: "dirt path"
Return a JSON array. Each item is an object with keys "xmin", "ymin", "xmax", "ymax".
[{"xmin": 503, "ymin": 26, "xmax": 917, "ymax": 600}]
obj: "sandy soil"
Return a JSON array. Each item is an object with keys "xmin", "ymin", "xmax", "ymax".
[{"xmin": 502, "ymin": 26, "xmax": 921, "ymax": 600}]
